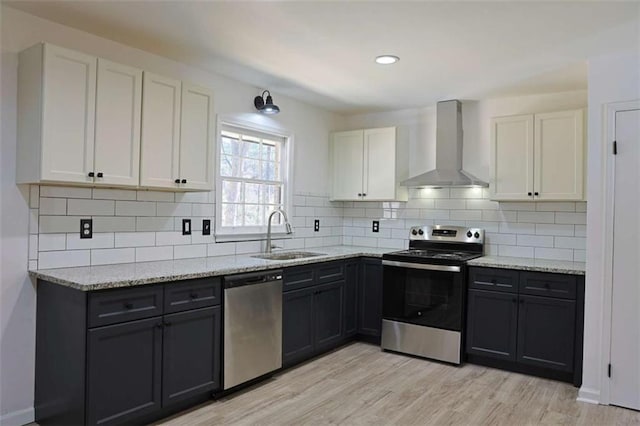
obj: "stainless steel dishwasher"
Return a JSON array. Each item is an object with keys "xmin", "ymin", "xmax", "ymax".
[{"xmin": 223, "ymin": 270, "xmax": 283, "ymax": 390}]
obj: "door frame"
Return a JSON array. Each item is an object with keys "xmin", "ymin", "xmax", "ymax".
[{"xmin": 600, "ymin": 99, "xmax": 640, "ymax": 405}]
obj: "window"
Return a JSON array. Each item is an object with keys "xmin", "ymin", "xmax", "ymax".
[{"xmin": 215, "ymin": 120, "xmax": 291, "ymax": 239}]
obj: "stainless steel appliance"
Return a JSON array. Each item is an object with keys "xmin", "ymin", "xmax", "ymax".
[
  {"xmin": 223, "ymin": 270, "xmax": 283, "ymax": 390},
  {"xmin": 381, "ymin": 225, "xmax": 484, "ymax": 364}
]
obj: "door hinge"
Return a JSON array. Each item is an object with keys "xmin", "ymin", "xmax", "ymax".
[
  {"xmin": 608, "ymin": 363, "xmax": 612, "ymax": 378},
  {"xmin": 613, "ymin": 141, "xmax": 617, "ymax": 155}
]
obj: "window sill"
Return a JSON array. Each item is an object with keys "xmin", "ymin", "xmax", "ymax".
[{"xmin": 214, "ymin": 233, "xmax": 294, "ymax": 243}]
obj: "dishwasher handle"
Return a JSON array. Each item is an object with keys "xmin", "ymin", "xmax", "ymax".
[{"xmin": 224, "ymin": 269, "xmax": 283, "ymax": 289}]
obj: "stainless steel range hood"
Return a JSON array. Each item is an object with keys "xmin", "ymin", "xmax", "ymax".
[{"xmin": 401, "ymin": 100, "xmax": 488, "ymax": 188}]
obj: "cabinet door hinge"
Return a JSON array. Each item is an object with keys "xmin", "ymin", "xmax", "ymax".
[
  {"xmin": 613, "ymin": 141, "xmax": 617, "ymax": 155},
  {"xmin": 608, "ymin": 363, "xmax": 612, "ymax": 378}
]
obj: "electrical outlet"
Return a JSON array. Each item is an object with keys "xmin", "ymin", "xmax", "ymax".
[
  {"xmin": 202, "ymin": 219, "xmax": 211, "ymax": 235},
  {"xmin": 314, "ymin": 219, "xmax": 320, "ymax": 232},
  {"xmin": 372, "ymin": 220, "xmax": 380, "ymax": 233},
  {"xmin": 80, "ymin": 219, "xmax": 92, "ymax": 239},
  {"xmin": 182, "ymin": 219, "xmax": 191, "ymax": 235}
]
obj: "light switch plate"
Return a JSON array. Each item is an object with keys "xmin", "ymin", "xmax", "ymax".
[
  {"xmin": 203, "ymin": 219, "xmax": 211, "ymax": 235},
  {"xmin": 182, "ymin": 219, "xmax": 191, "ymax": 235}
]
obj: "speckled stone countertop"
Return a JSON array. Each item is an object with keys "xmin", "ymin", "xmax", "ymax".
[
  {"xmin": 29, "ymin": 246, "xmax": 393, "ymax": 291},
  {"xmin": 467, "ymin": 256, "xmax": 585, "ymax": 275}
]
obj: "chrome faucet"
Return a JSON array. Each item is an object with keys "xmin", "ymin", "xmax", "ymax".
[{"xmin": 266, "ymin": 208, "xmax": 293, "ymax": 253}]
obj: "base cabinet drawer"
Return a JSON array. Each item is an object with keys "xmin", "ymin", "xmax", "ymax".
[
  {"xmin": 88, "ymin": 285, "xmax": 164, "ymax": 327},
  {"xmin": 164, "ymin": 278, "xmax": 221, "ymax": 314}
]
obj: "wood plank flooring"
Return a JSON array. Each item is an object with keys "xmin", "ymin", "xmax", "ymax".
[{"xmin": 156, "ymin": 342, "xmax": 640, "ymax": 425}]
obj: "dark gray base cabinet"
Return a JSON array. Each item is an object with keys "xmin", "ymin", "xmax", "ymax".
[
  {"xmin": 36, "ymin": 278, "xmax": 222, "ymax": 426},
  {"xmin": 358, "ymin": 258, "xmax": 383, "ymax": 339},
  {"xmin": 466, "ymin": 267, "xmax": 584, "ymax": 384}
]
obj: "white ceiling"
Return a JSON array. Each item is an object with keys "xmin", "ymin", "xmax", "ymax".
[{"xmin": 5, "ymin": 1, "xmax": 639, "ymax": 114}]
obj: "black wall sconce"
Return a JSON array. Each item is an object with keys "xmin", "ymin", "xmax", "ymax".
[{"xmin": 254, "ymin": 90, "xmax": 280, "ymax": 114}]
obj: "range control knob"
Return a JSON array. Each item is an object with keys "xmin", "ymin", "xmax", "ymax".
[
  {"xmin": 466, "ymin": 231, "xmax": 473, "ymax": 238},
  {"xmin": 411, "ymin": 229, "xmax": 418, "ymax": 236},
  {"xmin": 474, "ymin": 232, "xmax": 480, "ymax": 239},
  {"xmin": 418, "ymin": 229, "xmax": 424, "ymax": 235}
]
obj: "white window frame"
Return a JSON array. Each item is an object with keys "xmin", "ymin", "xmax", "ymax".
[{"xmin": 215, "ymin": 115, "xmax": 293, "ymax": 242}]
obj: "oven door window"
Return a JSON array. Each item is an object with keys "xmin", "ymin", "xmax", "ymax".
[{"xmin": 383, "ymin": 266, "xmax": 464, "ymax": 331}]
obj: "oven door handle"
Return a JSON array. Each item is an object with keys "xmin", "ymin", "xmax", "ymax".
[{"xmin": 382, "ymin": 260, "xmax": 462, "ymax": 273}]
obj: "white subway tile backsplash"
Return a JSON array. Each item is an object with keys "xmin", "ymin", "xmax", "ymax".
[
  {"xmin": 535, "ymin": 247, "xmax": 573, "ymax": 261},
  {"xmin": 536, "ymin": 202, "xmax": 575, "ymax": 212},
  {"xmin": 421, "ymin": 209, "xmax": 449, "ymax": 220},
  {"xmin": 293, "ymin": 195, "xmax": 306, "ymax": 206},
  {"xmin": 554, "ymin": 236, "xmax": 586, "ymax": 250},
  {"xmin": 435, "ymin": 199, "xmax": 466, "ymax": 210},
  {"xmin": 352, "ymin": 236, "xmax": 378, "ymax": 248},
  {"xmin": 574, "ymin": 225, "xmax": 586, "ymax": 237},
  {"xmin": 574, "ymin": 250, "xmax": 586, "ymax": 262},
  {"xmin": 236, "ymin": 240, "xmax": 262, "ymax": 254},
  {"xmin": 517, "ymin": 211, "xmax": 555, "ymax": 224},
  {"xmin": 175, "ymin": 192, "xmax": 210, "ymax": 203},
  {"xmin": 39, "ymin": 216, "xmax": 78, "ymax": 234},
  {"xmin": 482, "ymin": 210, "xmax": 517, "ymax": 222},
  {"xmin": 136, "ymin": 246, "xmax": 174, "ymax": 262},
  {"xmin": 29, "ymin": 235, "xmax": 38, "ymax": 260},
  {"xmin": 556, "ymin": 212, "xmax": 587, "ymax": 225},
  {"xmin": 40, "ymin": 198, "xmax": 67, "ymax": 215},
  {"xmin": 295, "ymin": 206, "xmax": 315, "ymax": 217},
  {"xmin": 156, "ymin": 232, "xmax": 191, "ymax": 246},
  {"xmin": 137, "ymin": 217, "xmax": 175, "ymax": 232},
  {"xmin": 498, "ymin": 245, "xmax": 534, "ymax": 258},
  {"xmin": 29, "ymin": 260, "xmax": 38, "ymax": 270},
  {"xmin": 93, "ymin": 216, "xmax": 137, "ymax": 232},
  {"xmin": 466, "ymin": 199, "xmax": 499, "ymax": 210},
  {"xmin": 450, "ymin": 210, "xmax": 482, "ymax": 221},
  {"xmin": 39, "ymin": 250, "xmax": 90, "ymax": 269},
  {"xmin": 535, "ymin": 224, "xmax": 574, "ymax": 236},
  {"xmin": 499, "ymin": 222, "xmax": 535, "ymax": 235},
  {"xmin": 40, "ymin": 186, "xmax": 91, "ymax": 199},
  {"xmin": 38, "ymin": 234, "xmax": 66, "ymax": 251},
  {"xmin": 91, "ymin": 248, "xmax": 135, "ymax": 265},
  {"xmin": 192, "ymin": 204, "xmax": 214, "ymax": 217},
  {"xmin": 576, "ymin": 202, "xmax": 587, "ymax": 213},
  {"xmin": 116, "ymin": 201, "xmax": 156, "ymax": 216},
  {"xmin": 67, "ymin": 199, "xmax": 115, "ymax": 216},
  {"xmin": 516, "ymin": 235, "xmax": 554, "ymax": 248},
  {"xmin": 207, "ymin": 242, "xmax": 236, "ymax": 257},
  {"xmin": 93, "ymin": 188, "xmax": 137, "ymax": 201},
  {"xmin": 30, "ymin": 209, "xmax": 39, "ymax": 234},
  {"xmin": 377, "ymin": 238, "xmax": 405, "ymax": 249},
  {"xmin": 156, "ymin": 202, "xmax": 191, "ymax": 217},
  {"xmin": 66, "ymin": 233, "xmax": 114, "ymax": 250},
  {"xmin": 174, "ymin": 244, "xmax": 207, "ymax": 259},
  {"xmin": 137, "ymin": 190, "xmax": 174, "ymax": 202},
  {"xmin": 115, "ymin": 232, "xmax": 156, "ymax": 248},
  {"xmin": 450, "ymin": 188, "xmax": 485, "ymax": 199},
  {"xmin": 499, "ymin": 202, "xmax": 535, "ymax": 211},
  {"xmin": 485, "ymin": 233, "xmax": 517, "ymax": 245}
]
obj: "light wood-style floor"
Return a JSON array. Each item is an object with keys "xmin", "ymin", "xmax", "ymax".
[{"xmin": 157, "ymin": 342, "xmax": 640, "ymax": 425}]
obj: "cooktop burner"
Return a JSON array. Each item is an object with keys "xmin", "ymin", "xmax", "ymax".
[{"xmin": 390, "ymin": 249, "xmax": 482, "ymax": 262}]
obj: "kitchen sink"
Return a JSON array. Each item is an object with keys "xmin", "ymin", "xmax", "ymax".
[{"xmin": 252, "ymin": 251, "xmax": 326, "ymax": 261}]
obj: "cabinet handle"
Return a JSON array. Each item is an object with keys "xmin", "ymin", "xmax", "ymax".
[
  {"xmin": 181, "ymin": 179, "xmax": 187, "ymax": 184},
  {"xmin": 362, "ymin": 193, "xmax": 367, "ymax": 197},
  {"xmin": 527, "ymin": 192, "xmax": 532, "ymax": 196},
  {"xmin": 124, "ymin": 302, "xmax": 133, "ymax": 309},
  {"xmin": 96, "ymin": 172, "xmax": 103, "ymax": 178},
  {"xmin": 490, "ymin": 279, "xmax": 497, "ymax": 284},
  {"xmin": 190, "ymin": 292, "xmax": 199, "ymax": 299},
  {"xmin": 357, "ymin": 193, "xmax": 362, "ymax": 197},
  {"xmin": 534, "ymin": 192, "xmax": 539, "ymax": 196},
  {"xmin": 88, "ymin": 172, "xmax": 95, "ymax": 178},
  {"xmin": 156, "ymin": 323, "xmax": 164, "ymax": 329},
  {"xmin": 164, "ymin": 321, "xmax": 172, "ymax": 327},
  {"xmin": 175, "ymin": 179, "xmax": 181, "ymax": 184}
]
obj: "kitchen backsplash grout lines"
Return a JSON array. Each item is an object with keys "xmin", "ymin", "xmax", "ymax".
[{"xmin": 28, "ymin": 186, "xmax": 586, "ymax": 269}]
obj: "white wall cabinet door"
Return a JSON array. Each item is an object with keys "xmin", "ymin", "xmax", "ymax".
[
  {"xmin": 94, "ymin": 59, "xmax": 142, "ymax": 187},
  {"xmin": 534, "ymin": 110, "xmax": 584, "ymax": 200},
  {"xmin": 41, "ymin": 44, "xmax": 97, "ymax": 183},
  {"xmin": 331, "ymin": 130, "xmax": 364, "ymax": 200},
  {"xmin": 179, "ymin": 83, "xmax": 214, "ymax": 191},
  {"xmin": 140, "ymin": 72, "xmax": 182, "ymax": 189},
  {"xmin": 363, "ymin": 127, "xmax": 397, "ymax": 200},
  {"xmin": 490, "ymin": 115, "xmax": 534, "ymax": 201}
]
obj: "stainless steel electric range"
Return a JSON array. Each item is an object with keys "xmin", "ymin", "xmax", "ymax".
[{"xmin": 381, "ymin": 225, "xmax": 484, "ymax": 365}]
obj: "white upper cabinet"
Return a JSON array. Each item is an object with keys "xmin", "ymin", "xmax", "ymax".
[
  {"xmin": 17, "ymin": 43, "xmax": 215, "ymax": 192},
  {"xmin": 331, "ymin": 130, "xmax": 364, "ymax": 200},
  {"xmin": 140, "ymin": 72, "xmax": 182, "ymax": 189},
  {"xmin": 490, "ymin": 109, "xmax": 585, "ymax": 201},
  {"xmin": 330, "ymin": 127, "xmax": 406, "ymax": 201},
  {"xmin": 17, "ymin": 43, "xmax": 97, "ymax": 184},
  {"xmin": 94, "ymin": 59, "xmax": 142, "ymax": 187},
  {"xmin": 178, "ymin": 83, "xmax": 214, "ymax": 191}
]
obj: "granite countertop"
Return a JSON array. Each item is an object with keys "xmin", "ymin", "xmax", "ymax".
[
  {"xmin": 467, "ymin": 256, "xmax": 586, "ymax": 275},
  {"xmin": 30, "ymin": 245, "xmax": 393, "ymax": 291}
]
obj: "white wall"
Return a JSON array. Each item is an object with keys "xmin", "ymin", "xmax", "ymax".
[
  {"xmin": 0, "ymin": 5, "xmax": 342, "ymax": 423},
  {"xmin": 579, "ymin": 50, "xmax": 640, "ymax": 404}
]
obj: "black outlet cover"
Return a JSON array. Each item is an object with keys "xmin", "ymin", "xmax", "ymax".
[
  {"xmin": 372, "ymin": 220, "xmax": 380, "ymax": 233},
  {"xmin": 182, "ymin": 219, "xmax": 191, "ymax": 235},
  {"xmin": 80, "ymin": 218, "xmax": 92, "ymax": 239},
  {"xmin": 203, "ymin": 219, "xmax": 211, "ymax": 235},
  {"xmin": 314, "ymin": 219, "xmax": 320, "ymax": 232}
]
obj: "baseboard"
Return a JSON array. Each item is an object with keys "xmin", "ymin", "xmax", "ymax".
[
  {"xmin": 0, "ymin": 407, "xmax": 34, "ymax": 426},
  {"xmin": 577, "ymin": 387, "xmax": 601, "ymax": 405}
]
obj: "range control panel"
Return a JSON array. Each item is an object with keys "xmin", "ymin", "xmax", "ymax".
[{"xmin": 409, "ymin": 225, "xmax": 484, "ymax": 244}]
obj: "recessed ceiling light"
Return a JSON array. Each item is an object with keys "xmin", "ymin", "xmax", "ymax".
[{"xmin": 375, "ymin": 55, "xmax": 399, "ymax": 65}]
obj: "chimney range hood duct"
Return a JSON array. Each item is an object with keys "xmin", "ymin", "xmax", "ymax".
[{"xmin": 401, "ymin": 100, "xmax": 488, "ymax": 188}]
